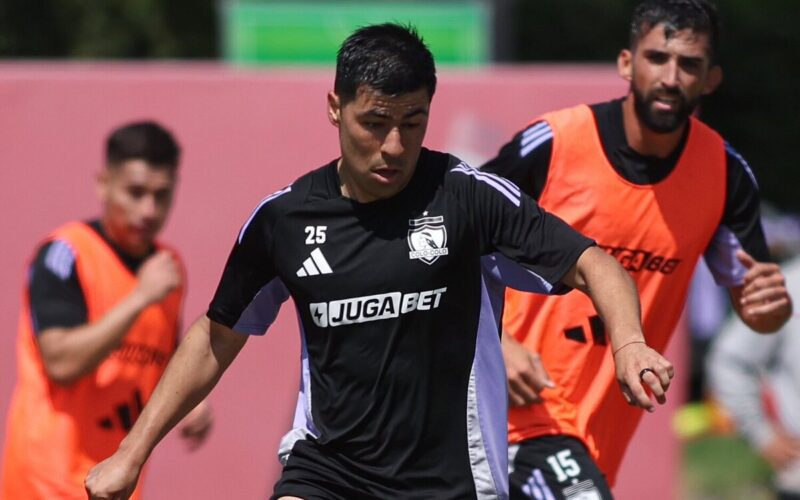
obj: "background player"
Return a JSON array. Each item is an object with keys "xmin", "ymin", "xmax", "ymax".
[
  {"xmin": 708, "ymin": 255, "xmax": 800, "ymax": 499},
  {"xmin": 85, "ymin": 24, "xmax": 671, "ymax": 500},
  {"xmin": 0, "ymin": 121, "xmax": 212, "ymax": 500},
  {"xmin": 481, "ymin": 1, "xmax": 792, "ymax": 498}
]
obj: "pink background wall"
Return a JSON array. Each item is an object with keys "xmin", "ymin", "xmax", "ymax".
[{"xmin": 0, "ymin": 64, "xmax": 685, "ymax": 499}]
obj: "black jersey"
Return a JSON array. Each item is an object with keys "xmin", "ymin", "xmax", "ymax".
[
  {"xmin": 27, "ymin": 220, "xmax": 152, "ymax": 334},
  {"xmin": 207, "ymin": 148, "xmax": 593, "ymax": 499},
  {"xmin": 481, "ymin": 98, "xmax": 770, "ymax": 284}
]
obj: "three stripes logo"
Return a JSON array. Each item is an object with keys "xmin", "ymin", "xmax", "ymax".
[
  {"xmin": 98, "ymin": 389, "xmax": 143, "ymax": 432},
  {"xmin": 521, "ymin": 468, "xmax": 556, "ymax": 500},
  {"xmin": 296, "ymin": 248, "xmax": 333, "ymax": 277}
]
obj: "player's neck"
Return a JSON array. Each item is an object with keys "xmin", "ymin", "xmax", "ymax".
[{"xmin": 622, "ymin": 95, "xmax": 686, "ymax": 159}]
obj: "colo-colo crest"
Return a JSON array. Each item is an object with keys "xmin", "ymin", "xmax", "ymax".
[{"xmin": 407, "ymin": 215, "xmax": 448, "ymax": 265}]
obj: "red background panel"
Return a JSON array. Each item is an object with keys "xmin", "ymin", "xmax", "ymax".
[{"xmin": 0, "ymin": 64, "xmax": 683, "ymax": 499}]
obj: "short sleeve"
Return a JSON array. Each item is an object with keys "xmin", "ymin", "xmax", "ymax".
[
  {"xmin": 704, "ymin": 144, "xmax": 769, "ymax": 287},
  {"xmin": 447, "ymin": 161, "xmax": 594, "ymax": 293},
  {"xmin": 28, "ymin": 240, "xmax": 88, "ymax": 334},
  {"xmin": 207, "ymin": 188, "xmax": 291, "ymax": 330}
]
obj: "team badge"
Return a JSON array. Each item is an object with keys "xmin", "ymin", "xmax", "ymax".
[{"xmin": 407, "ymin": 215, "xmax": 448, "ymax": 265}]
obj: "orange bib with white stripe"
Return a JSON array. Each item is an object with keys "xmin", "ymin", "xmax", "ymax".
[
  {"xmin": 1, "ymin": 221, "xmax": 183, "ymax": 500},
  {"xmin": 505, "ymin": 104, "xmax": 726, "ymax": 484}
]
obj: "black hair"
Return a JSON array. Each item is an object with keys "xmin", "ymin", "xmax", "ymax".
[
  {"xmin": 105, "ymin": 120, "xmax": 180, "ymax": 170},
  {"xmin": 630, "ymin": 0, "xmax": 720, "ymax": 63},
  {"xmin": 334, "ymin": 23, "xmax": 437, "ymax": 103}
]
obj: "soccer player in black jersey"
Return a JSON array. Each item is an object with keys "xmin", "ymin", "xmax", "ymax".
[{"xmin": 86, "ymin": 24, "xmax": 672, "ymax": 500}]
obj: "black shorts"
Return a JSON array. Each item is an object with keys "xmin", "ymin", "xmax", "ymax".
[
  {"xmin": 509, "ymin": 435, "xmax": 613, "ymax": 500},
  {"xmin": 271, "ymin": 440, "xmax": 377, "ymax": 500}
]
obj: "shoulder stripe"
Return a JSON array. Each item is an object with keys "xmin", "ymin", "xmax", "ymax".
[
  {"xmin": 451, "ymin": 163, "xmax": 521, "ymax": 207},
  {"xmin": 520, "ymin": 122, "xmax": 551, "ymax": 146},
  {"xmin": 238, "ymin": 186, "xmax": 292, "ymax": 244},
  {"xmin": 521, "ymin": 121, "xmax": 549, "ymax": 140},
  {"xmin": 725, "ymin": 141, "xmax": 758, "ymax": 189},
  {"xmin": 520, "ymin": 122, "xmax": 553, "ymax": 158},
  {"xmin": 453, "ymin": 162, "xmax": 520, "ymax": 195},
  {"xmin": 44, "ymin": 240, "xmax": 75, "ymax": 281}
]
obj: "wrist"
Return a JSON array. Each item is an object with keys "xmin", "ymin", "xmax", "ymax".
[
  {"xmin": 128, "ymin": 287, "xmax": 154, "ymax": 310},
  {"xmin": 116, "ymin": 435, "xmax": 151, "ymax": 468},
  {"xmin": 501, "ymin": 332, "xmax": 517, "ymax": 346},
  {"xmin": 612, "ymin": 337, "xmax": 646, "ymax": 356}
]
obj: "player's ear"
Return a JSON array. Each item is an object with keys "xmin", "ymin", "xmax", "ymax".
[
  {"xmin": 703, "ymin": 65, "xmax": 723, "ymax": 95},
  {"xmin": 96, "ymin": 168, "xmax": 110, "ymax": 203},
  {"xmin": 327, "ymin": 91, "xmax": 341, "ymax": 128},
  {"xmin": 617, "ymin": 49, "xmax": 633, "ymax": 82}
]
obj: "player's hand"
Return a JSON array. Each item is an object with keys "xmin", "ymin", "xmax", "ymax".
[
  {"xmin": 85, "ymin": 452, "xmax": 142, "ymax": 500},
  {"xmin": 134, "ymin": 250, "xmax": 182, "ymax": 306},
  {"xmin": 502, "ymin": 334, "xmax": 555, "ymax": 406},
  {"xmin": 735, "ymin": 250, "xmax": 792, "ymax": 333},
  {"xmin": 613, "ymin": 339, "xmax": 674, "ymax": 412},
  {"xmin": 760, "ymin": 429, "xmax": 800, "ymax": 470},
  {"xmin": 178, "ymin": 400, "xmax": 214, "ymax": 451}
]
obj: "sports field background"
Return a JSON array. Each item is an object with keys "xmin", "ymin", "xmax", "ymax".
[{"xmin": 0, "ymin": 63, "xmax": 689, "ymax": 499}]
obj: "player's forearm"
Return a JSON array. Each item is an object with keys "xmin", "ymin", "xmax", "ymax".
[
  {"xmin": 37, "ymin": 288, "xmax": 153, "ymax": 384},
  {"xmin": 565, "ymin": 246, "xmax": 645, "ymax": 348},
  {"xmin": 114, "ymin": 316, "xmax": 246, "ymax": 466}
]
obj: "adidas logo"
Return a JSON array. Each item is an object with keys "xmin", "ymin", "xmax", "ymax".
[
  {"xmin": 98, "ymin": 389, "xmax": 143, "ymax": 432},
  {"xmin": 296, "ymin": 248, "xmax": 333, "ymax": 277}
]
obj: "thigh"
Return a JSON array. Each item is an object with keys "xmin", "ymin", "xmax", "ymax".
[{"xmin": 509, "ymin": 435, "xmax": 613, "ymax": 500}]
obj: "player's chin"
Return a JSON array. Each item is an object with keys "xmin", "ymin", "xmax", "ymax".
[{"xmin": 125, "ymin": 232, "xmax": 155, "ymax": 254}]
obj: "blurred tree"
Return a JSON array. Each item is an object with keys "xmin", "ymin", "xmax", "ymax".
[
  {"xmin": 701, "ymin": 0, "xmax": 799, "ymax": 215},
  {"xmin": 0, "ymin": 0, "xmax": 216, "ymax": 58},
  {"xmin": 511, "ymin": 0, "xmax": 799, "ymax": 213}
]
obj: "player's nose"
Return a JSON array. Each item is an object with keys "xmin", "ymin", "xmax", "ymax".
[{"xmin": 381, "ymin": 127, "xmax": 404, "ymax": 158}]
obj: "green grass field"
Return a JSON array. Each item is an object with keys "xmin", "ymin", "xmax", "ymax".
[{"xmin": 680, "ymin": 435, "xmax": 775, "ymax": 500}]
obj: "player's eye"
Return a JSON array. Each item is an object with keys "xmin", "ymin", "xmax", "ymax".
[
  {"xmin": 645, "ymin": 51, "xmax": 669, "ymax": 64},
  {"xmin": 127, "ymin": 186, "xmax": 147, "ymax": 199},
  {"xmin": 680, "ymin": 58, "xmax": 703, "ymax": 72},
  {"xmin": 154, "ymin": 189, "xmax": 173, "ymax": 204}
]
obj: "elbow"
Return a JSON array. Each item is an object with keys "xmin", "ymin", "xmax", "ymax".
[{"xmin": 574, "ymin": 246, "xmax": 633, "ymax": 291}]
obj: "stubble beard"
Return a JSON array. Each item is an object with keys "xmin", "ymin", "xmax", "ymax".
[{"xmin": 631, "ymin": 83, "xmax": 699, "ymax": 134}]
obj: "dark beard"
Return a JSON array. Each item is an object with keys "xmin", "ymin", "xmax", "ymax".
[{"xmin": 631, "ymin": 84, "xmax": 699, "ymax": 133}]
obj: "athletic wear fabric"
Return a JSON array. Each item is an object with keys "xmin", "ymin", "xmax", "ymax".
[
  {"xmin": 509, "ymin": 436, "xmax": 613, "ymax": 500},
  {"xmin": 27, "ymin": 219, "xmax": 153, "ymax": 334},
  {"xmin": 481, "ymin": 100, "xmax": 769, "ymax": 486},
  {"xmin": 482, "ymin": 99, "xmax": 767, "ymax": 261},
  {"xmin": 1, "ymin": 222, "xmax": 183, "ymax": 500},
  {"xmin": 208, "ymin": 148, "xmax": 595, "ymax": 499}
]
